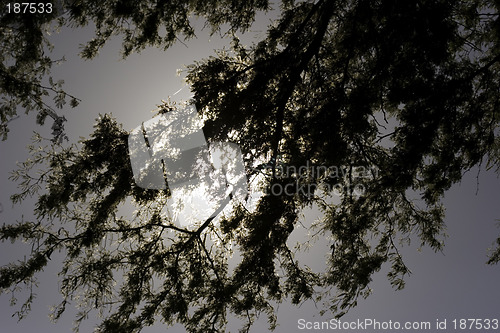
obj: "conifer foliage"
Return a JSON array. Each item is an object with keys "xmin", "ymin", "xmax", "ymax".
[{"xmin": 1, "ymin": 1, "xmax": 500, "ymax": 332}]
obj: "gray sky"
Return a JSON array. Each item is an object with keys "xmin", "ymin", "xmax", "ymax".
[{"xmin": 1, "ymin": 8, "xmax": 499, "ymax": 333}]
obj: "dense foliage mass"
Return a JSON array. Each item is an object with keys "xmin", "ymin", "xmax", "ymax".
[{"xmin": 1, "ymin": 0, "xmax": 500, "ymax": 332}]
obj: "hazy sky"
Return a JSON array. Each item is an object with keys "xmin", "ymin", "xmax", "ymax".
[{"xmin": 1, "ymin": 7, "xmax": 499, "ymax": 333}]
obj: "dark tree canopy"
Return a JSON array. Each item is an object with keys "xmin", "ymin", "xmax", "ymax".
[
  {"xmin": 0, "ymin": 0, "xmax": 269, "ymax": 140},
  {"xmin": 2, "ymin": 0, "xmax": 500, "ymax": 332}
]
